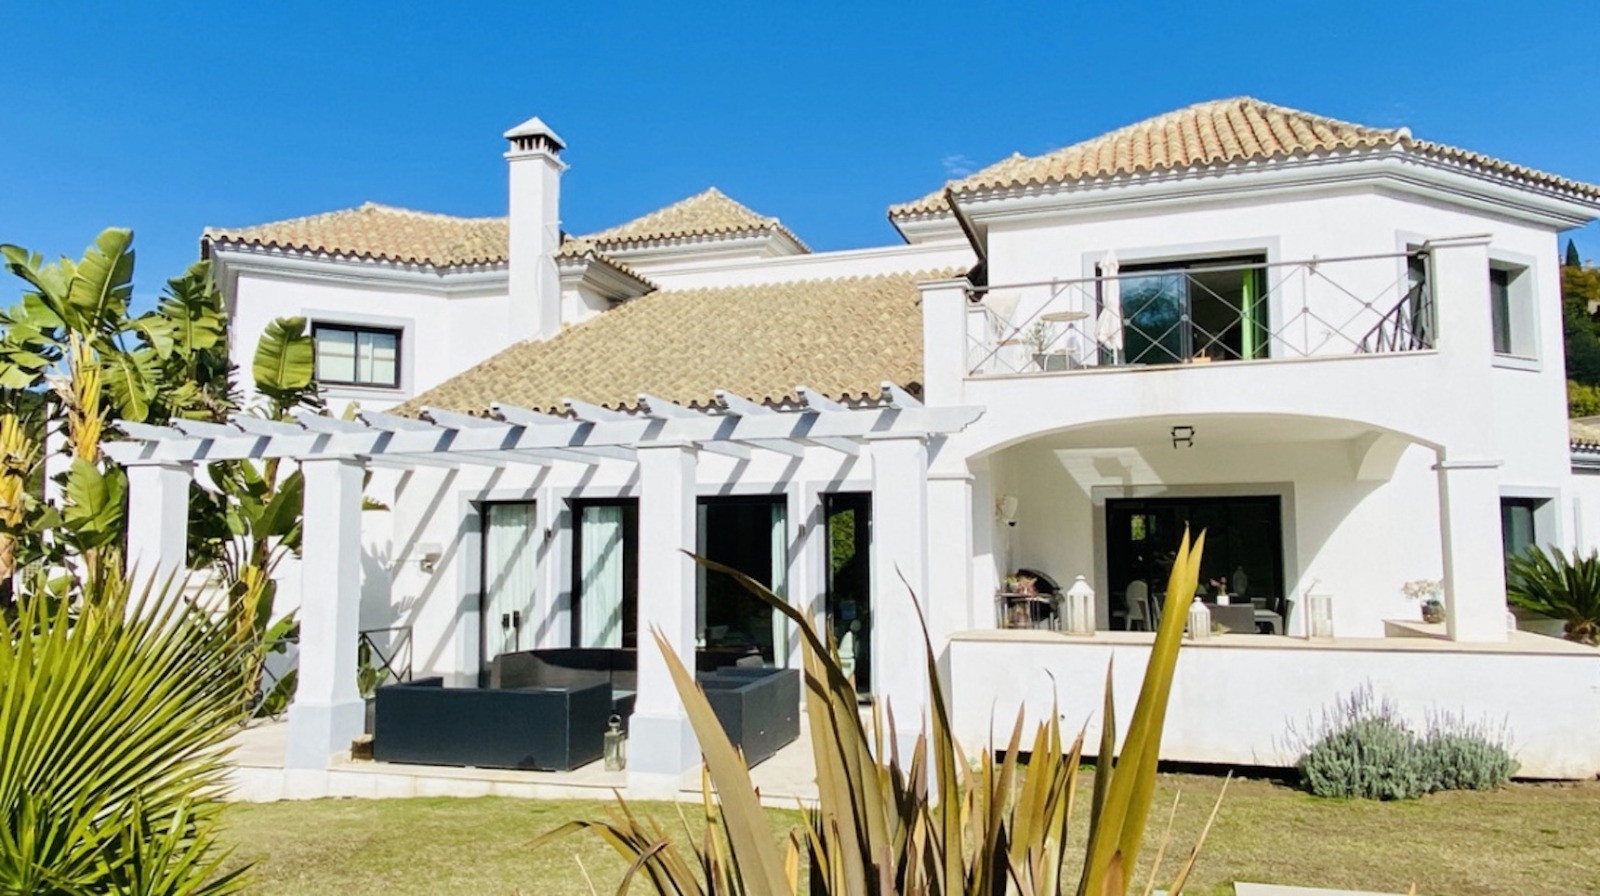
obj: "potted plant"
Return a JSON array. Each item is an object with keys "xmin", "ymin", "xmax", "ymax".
[{"xmin": 1403, "ymin": 579, "xmax": 1445, "ymax": 624}]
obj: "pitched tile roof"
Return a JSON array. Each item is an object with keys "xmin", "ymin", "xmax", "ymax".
[
  {"xmin": 890, "ymin": 97, "xmax": 1600, "ymax": 218},
  {"xmin": 203, "ymin": 202, "xmax": 511, "ymax": 267},
  {"xmin": 581, "ymin": 187, "xmax": 809, "ymax": 251},
  {"xmin": 203, "ymin": 187, "xmax": 806, "ymax": 269},
  {"xmin": 395, "ymin": 269, "xmax": 952, "ymax": 416},
  {"xmin": 1571, "ymin": 419, "xmax": 1600, "ymax": 450}
]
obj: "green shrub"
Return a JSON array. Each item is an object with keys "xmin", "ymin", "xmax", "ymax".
[
  {"xmin": 1506, "ymin": 544, "xmax": 1600, "ymax": 645},
  {"xmin": 1297, "ymin": 714, "xmax": 1430, "ymax": 800},
  {"xmin": 1420, "ymin": 714, "xmax": 1518, "ymax": 791},
  {"xmin": 1293, "ymin": 686, "xmax": 1520, "ymax": 800}
]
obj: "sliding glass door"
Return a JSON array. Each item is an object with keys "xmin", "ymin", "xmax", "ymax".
[
  {"xmin": 698, "ymin": 496, "xmax": 788, "ymax": 665},
  {"xmin": 1113, "ymin": 256, "xmax": 1269, "ymax": 365},
  {"xmin": 824, "ymin": 492, "xmax": 872, "ymax": 694},
  {"xmin": 482, "ymin": 502, "xmax": 537, "ymax": 667},
  {"xmin": 1105, "ymin": 495, "xmax": 1285, "ymax": 627},
  {"xmin": 573, "ymin": 500, "xmax": 638, "ymax": 649}
]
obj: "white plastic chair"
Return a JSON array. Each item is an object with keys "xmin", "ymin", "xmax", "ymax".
[{"xmin": 1124, "ymin": 580, "xmax": 1150, "ymax": 631}]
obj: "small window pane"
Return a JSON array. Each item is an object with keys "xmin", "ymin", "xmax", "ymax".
[
  {"xmin": 1490, "ymin": 268, "xmax": 1513, "ymax": 354},
  {"xmin": 316, "ymin": 328, "xmax": 356, "ymax": 382},
  {"xmin": 364, "ymin": 330, "xmax": 398, "ymax": 386}
]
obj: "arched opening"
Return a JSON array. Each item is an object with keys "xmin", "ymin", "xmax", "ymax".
[{"xmin": 971, "ymin": 413, "xmax": 1440, "ymax": 637}]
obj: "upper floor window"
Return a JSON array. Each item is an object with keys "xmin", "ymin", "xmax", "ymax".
[
  {"xmin": 1111, "ymin": 254, "xmax": 1269, "ymax": 365},
  {"xmin": 312, "ymin": 323, "xmax": 401, "ymax": 389},
  {"xmin": 1488, "ymin": 262, "xmax": 1534, "ymax": 359}
]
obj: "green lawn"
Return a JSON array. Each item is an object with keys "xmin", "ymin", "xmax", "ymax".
[{"xmin": 220, "ymin": 774, "xmax": 1600, "ymax": 895}]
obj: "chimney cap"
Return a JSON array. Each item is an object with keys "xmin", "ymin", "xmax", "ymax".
[{"xmin": 504, "ymin": 116, "xmax": 566, "ymax": 151}]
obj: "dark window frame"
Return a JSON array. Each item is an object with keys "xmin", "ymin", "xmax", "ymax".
[
  {"xmin": 1489, "ymin": 267, "xmax": 1514, "ymax": 355},
  {"xmin": 569, "ymin": 498, "xmax": 640, "ymax": 649},
  {"xmin": 311, "ymin": 322, "xmax": 404, "ymax": 389}
]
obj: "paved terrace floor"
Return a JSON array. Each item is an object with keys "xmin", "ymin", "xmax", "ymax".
[{"xmin": 226, "ymin": 715, "xmax": 824, "ymax": 807}]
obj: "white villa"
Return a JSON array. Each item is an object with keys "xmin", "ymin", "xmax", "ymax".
[{"xmin": 111, "ymin": 98, "xmax": 1600, "ymax": 789}]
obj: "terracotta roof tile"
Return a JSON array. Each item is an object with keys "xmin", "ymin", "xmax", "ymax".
[
  {"xmin": 203, "ymin": 202, "xmax": 510, "ymax": 267},
  {"xmin": 394, "ymin": 269, "xmax": 955, "ymax": 416},
  {"xmin": 889, "ymin": 97, "xmax": 1600, "ymax": 218},
  {"xmin": 203, "ymin": 188, "xmax": 807, "ymax": 269},
  {"xmin": 582, "ymin": 187, "xmax": 809, "ymax": 251}
]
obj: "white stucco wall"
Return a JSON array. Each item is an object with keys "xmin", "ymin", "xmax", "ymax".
[
  {"xmin": 947, "ymin": 631, "xmax": 1600, "ymax": 779},
  {"xmin": 224, "ymin": 260, "xmax": 514, "ymax": 413}
]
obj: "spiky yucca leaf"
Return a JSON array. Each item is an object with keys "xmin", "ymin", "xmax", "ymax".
[
  {"xmin": 540, "ymin": 532, "xmax": 1215, "ymax": 895},
  {"xmin": 0, "ymin": 574, "xmax": 250, "ymax": 894}
]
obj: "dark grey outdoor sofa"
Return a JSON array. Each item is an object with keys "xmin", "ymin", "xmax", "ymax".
[
  {"xmin": 371, "ymin": 676, "xmax": 613, "ymax": 771},
  {"xmin": 372, "ymin": 647, "xmax": 800, "ymax": 772}
]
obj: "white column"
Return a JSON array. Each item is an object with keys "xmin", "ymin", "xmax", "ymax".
[
  {"xmin": 1437, "ymin": 454, "xmax": 1509, "ymax": 642},
  {"xmin": 926, "ymin": 468, "xmax": 975, "ymax": 638},
  {"xmin": 628, "ymin": 442, "xmax": 699, "ymax": 794},
  {"xmin": 920, "ymin": 278, "xmax": 971, "ymax": 406},
  {"xmin": 286, "ymin": 456, "xmax": 367, "ymax": 769},
  {"xmin": 124, "ymin": 461, "xmax": 191, "ymax": 596},
  {"xmin": 868, "ymin": 434, "xmax": 931, "ymax": 759},
  {"xmin": 1426, "ymin": 238, "xmax": 1507, "ymax": 643}
]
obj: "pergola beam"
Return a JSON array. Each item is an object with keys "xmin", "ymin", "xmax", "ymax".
[{"xmin": 105, "ymin": 388, "xmax": 985, "ymax": 468}]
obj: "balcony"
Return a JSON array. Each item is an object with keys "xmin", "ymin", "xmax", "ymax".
[{"xmin": 966, "ymin": 248, "xmax": 1434, "ymax": 377}]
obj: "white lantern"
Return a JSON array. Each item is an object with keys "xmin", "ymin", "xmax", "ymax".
[
  {"xmin": 1306, "ymin": 593, "xmax": 1334, "ymax": 640},
  {"xmin": 1186, "ymin": 596, "xmax": 1212, "ymax": 640},
  {"xmin": 1063, "ymin": 575, "xmax": 1096, "ymax": 636}
]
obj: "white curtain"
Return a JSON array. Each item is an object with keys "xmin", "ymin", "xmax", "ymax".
[
  {"xmin": 580, "ymin": 505, "xmax": 625, "ymax": 648},
  {"xmin": 485, "ymin": 503, "xmax": 537, "ymax": 657},
  {"xmin": 769, "ymin": 502, "xmax": 789, "ymax": 665}
]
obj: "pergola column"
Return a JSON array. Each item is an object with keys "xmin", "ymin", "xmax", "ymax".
[
  {"xmin": 628, "ymin": 441, "xmax": 699, "ymax": 794},
  {"xmin": 1437, "ymin": 454, "xmax": 1508, "ymax": 642},
  {"xmin": 285, "ymin": 455, "xmax": 367, "ymax": 769},
  {"xmin": 124, "ymin": 461, "xmax": 192, "ymax": 595},
  {"xmin": 868, "ymin": 434, "xmax": 931, "ymax": 760},
  {"xmin": 926, "ymin": 469, "xmax": 976, "ymax": 637}
]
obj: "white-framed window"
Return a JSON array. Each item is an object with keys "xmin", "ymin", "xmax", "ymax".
[
  {"xmin": 312, "ymin": 322, "xmax": 402, "ymax": 388},
  {"xmin": 1488, "ymin": 261, "xmax": 1535, "ymax": 358}
]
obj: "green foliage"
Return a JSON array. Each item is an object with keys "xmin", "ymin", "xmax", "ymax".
[
  {"xmin": 1296, "ymin": 709, "xmax": 1430, "ymax": 800},
  {"xmin": 1506, "ymin": 544, "xmax": 1600, "ymax": 644},
  {"xmin": 1568, "ymin": 380, "xmax": 1600, "ymax": 417},
  {"xmin": 1567, "ymin": 238, "xmax": 1582, "ymax": 269},
  {"xmin": 538, "ymin": 531, "xmax": 1224, "ymax": 895},
  {"xmin": 1420, "ymin": 716, "xmax": 1518, "ymax": 792},
  {"xmin": 251, "ymin": 316, "xmax": 322, "ymax": 416},
  {"xmin": 1562, "ymin": 266, "xmax": 1600, "ymax": 387},
  {"xmin": 1294, "ymin": 687, "xmax": 1517, "ymax": 800},
  {"xmin": 0, "ymin": 576, "xmax": 250, "ymax": 894}
]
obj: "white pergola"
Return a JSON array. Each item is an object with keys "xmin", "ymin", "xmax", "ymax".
[{"xmin": 109, "ymin": 383, "xmax": 983, "ymax": 783}]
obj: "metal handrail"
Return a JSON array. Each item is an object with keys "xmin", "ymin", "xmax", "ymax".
[
  {"xmin": 965, "ymin": 235, "xmax": 1488, "ymax": 296},
  {"xmin": 245, "ymin": 624, "xmax": 415, "ymax": 721},
  {"xmin": 966, "ymin": 248, "xmax": 1437, "ymax": 376}
]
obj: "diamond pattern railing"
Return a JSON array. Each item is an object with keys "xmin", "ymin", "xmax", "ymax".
[{"xmin": 966, "ymin": 249, "xmax": 1435, "ymax": 377}]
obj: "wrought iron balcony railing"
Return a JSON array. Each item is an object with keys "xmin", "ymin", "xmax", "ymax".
[{"xmin": 966, "ymin": 248, "xmax": 1436, "ymax": 377}]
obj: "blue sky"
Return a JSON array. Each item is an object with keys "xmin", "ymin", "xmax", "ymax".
[{"xmin": 3, "ymin": 1, "xmax": 1597, "ymax": 308}]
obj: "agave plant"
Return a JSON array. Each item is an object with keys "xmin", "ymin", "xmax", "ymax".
[
  {"xmin": 0, "ymin": 574, "xmax": 250, "ymax": 894},
  {"xmin": 1506, "ymin": 544, "xmax": 1600, "ymax": 645},
  {"xmin": 537, "ymin": 530, "xmax": 1221, "ymax": 894}
]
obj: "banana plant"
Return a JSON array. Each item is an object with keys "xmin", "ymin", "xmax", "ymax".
[
  {"xmin": 0, "ymin": 231, "xmax": 235, "ymax": 604},
  {"xmin": 538, "ymin": 530, "xmax": 1223, "ymax": 895},
  {"xmin": 187, "ymin": 315, "xmax": 323, "ymax": 710}
]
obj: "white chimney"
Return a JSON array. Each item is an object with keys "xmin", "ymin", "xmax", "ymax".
[{"xmin": 504, "ymin": 115, "xmax": 566, "ymax": 342}]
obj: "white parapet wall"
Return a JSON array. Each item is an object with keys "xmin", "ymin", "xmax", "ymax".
[{"xmin": 946, "ymin": 629, "xmax": 1600, "ymax": 780}]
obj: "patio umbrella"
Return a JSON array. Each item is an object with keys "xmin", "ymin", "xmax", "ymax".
[{"xmin": 1095, "ymin": 249, "xmax": 1124, "ymax": 361}]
